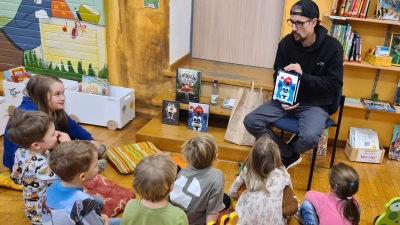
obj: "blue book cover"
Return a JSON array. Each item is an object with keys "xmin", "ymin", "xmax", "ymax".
[
  {"xmin": 188, "ymin": 102, "xmax": 209, "ymax": 132},
  {"xmin": 272, "ymin": 69, "xmax": 300, "ymax": 106}
]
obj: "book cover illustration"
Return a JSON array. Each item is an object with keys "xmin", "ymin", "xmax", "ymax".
[
  {"xmin": 272, "ymin": 69, "xmax": 300, "ymax": 106},
  {"xmin": 377, "ymin": 0, "xmax": 400, "ymax": 21},
  {"xmin": 81, "ymin": 75, "xmax": 110, "ymax": 96},
  {"xmin": 389, "ymin": 125, "xmax": 400, "ymax": 161},
  {"xmin": 306, "ymin": 129, "xmax": 328, "ymax": 156},
  {"xmin": 162, "ymin": 100, "xmax": 180, "ymax": 126},
  {"xmin": 361, "ymin": 98, "xmax": 397, "ymax": 112},
  {"xmin": 176, "ymin": 68, "xmax": 201, "ymax": 104},
  {"xmin": 188, "ymin": 102, "xmax": 209, "ymax": 132},
  {"xmin": 345, "ymin": 97, "xmax": 362, "ymax": 107},
  {"xmin": 3, "ymin": 66, "xmax": 31, "ymax": 83},
  {"xmin": 395, "ymin": 77, "xmax": 400, "ymax": 105}
]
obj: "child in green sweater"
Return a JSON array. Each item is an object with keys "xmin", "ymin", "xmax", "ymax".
[{"xmin": 121, "ymin": 154, "xmax": 188, "ymax": 225}]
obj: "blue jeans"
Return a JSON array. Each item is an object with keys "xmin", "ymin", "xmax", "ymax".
[{"xmin": 300, "ymin": 201, "xmax": 319, "ymax": 225}]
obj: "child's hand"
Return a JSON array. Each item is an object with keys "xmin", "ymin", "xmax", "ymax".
[
  {"xmin": 101, "ymin": 214, "xmax": 110, "ymax": 225},
  {"xmin": 57, "ymin": 132, "xmax": 71, "ymax": 143}
]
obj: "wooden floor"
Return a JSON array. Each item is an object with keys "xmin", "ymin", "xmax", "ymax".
[{"xmin": 0, "ymin": 116, "xmax": 399, "ymax": 225}]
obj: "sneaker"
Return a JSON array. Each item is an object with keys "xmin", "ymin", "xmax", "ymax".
[
  {"xmin": 99, "ymin": 144, "xmax": 107, "ymax": 158},
  {"xmin": 294, "ymin": 211, "xmax": 304, "ymax": 224},
  {"xmin": 282, "ymin": 153, "xmax": 302, "ymax": 170},
  {"xmin": 98, "ymin": 159, "xmax": 107, "ymax": 173}
]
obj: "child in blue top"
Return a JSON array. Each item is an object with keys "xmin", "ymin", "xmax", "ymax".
[
  {"xmin": 3, "ymin": 74, "xmax": 105, "ymax": 170},
  {"xmin": 45, "ymin": 141, "xmax": 121, "ymax": 225}
]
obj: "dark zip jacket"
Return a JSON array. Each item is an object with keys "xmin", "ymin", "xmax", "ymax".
[{"xmin": 273, "ymin": 25, "xmax": 344, "ymax": 107}]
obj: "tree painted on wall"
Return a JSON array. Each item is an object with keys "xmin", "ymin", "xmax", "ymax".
[{"xmin": 23, "ymin": 50, "xmax": 108, "ymax": 81}]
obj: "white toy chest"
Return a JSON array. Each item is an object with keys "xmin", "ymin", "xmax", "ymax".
[
  {"xmin": 65, "ymin": 84, "xmax": 135, "ymax": 130},
  {"xmin": 3, "ymin": 78, "xmax": 78, "ymax": 113}
]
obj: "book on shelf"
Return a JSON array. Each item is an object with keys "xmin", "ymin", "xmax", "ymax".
[
  {"xmin": 361, "ymin": 98, "xmax": 397, "ymax": 112},
  {"xmin": 332, "ymin": 0, "xmax": 371, "ymax": 18},
  {"xmin": 331, "ymin": 22, "xmax": 362, "ymax": 62},
  {"xmin": 162, "ymin": 100, "xmax": 180, "ymax": 126},
  {"xmin": 188, "ymin": 102, "xmax": 209, "ymax": 132},
  {"xmin": 378, "ymin": 0, "xmax": 400, "ymax": 21},
  {"xmin": 345, "ymin": 97, "xmax": 362, "ymax": 107},
  {"xmin": 389, "ymin": 125, "xmax": 400, "ymax": 161},
  {"xmin": 394, "ymin": 77, "xmax": 400, "ymax": 106},
  {"xmin": 175, "ymin": 68, "xmax": 201, "ymax": 104}
]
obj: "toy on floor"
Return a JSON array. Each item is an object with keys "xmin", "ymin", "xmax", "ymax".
[
  {"xmin": 374, "ymin": 197, "xmax": 400, "ymax": 225},
  {"xmin": 208, "ymin": 212, "xmax": 239, "ymax": 225},
  {"xmin": 0, "ymin": 171, "xmax": 22, "ymax": 190}
]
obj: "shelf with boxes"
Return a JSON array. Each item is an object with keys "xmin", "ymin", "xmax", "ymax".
[{"xmin": 324, "ymin": 10, "xmax": 399, "ymax": 120}]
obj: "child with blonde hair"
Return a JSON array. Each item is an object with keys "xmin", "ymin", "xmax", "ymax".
[
  {"xmin": 3, "ymin": 74, "xmax": 106, "ymax": 171},
  {"xmin": 294, "ymin": 163, "xmax": 360, "ymax": 225},
  {"xmin": 121, "ymin": 154, "xmax": 188, "ymax": 225},
  {"xmin": 170, "ymin": 134, "xmax": 230, "ymax": 225},
  {"xmin": 229, "ymin": 135, "xmax": 293, "ymax": 225}
]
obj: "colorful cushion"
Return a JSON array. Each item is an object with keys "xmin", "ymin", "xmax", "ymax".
[
  {"xmin": 106, "ymin": 142, "xmax": 162, "ymax": 174},
  {"xmin": 0, "ymin": 171, "xmax": 23, "ymax": 190},
  {"xmin": 84, "ymin": 175, "xmax": 136, "ymax": 217}
]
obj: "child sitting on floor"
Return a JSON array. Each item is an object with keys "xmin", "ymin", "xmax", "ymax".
[
  {"xmin": 294, "ymin": 163, "xmax": 360, "ymax": 225},
  {"xmin": 121, "ymin": 154, "xmax": 188, "ymax": 225},
  {"xmin": 170, "ymin": 133, "xmax": 231, "ymax": 225},
  {"xmin": 45, "ymin": 141, "xmax": 121, "ymax": 225},
  {"xmin": 229, "ymin": 135, "xmax": 294, "ymax": 225},
  {"xmin": 8, "ymin": 110, "xmax": 71, "ymax": 224}
]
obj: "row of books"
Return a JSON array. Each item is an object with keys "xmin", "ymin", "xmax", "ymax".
[
  {"xmin": 331, "ymin": 0, "xmax": 372, "ymax": 18},
  {"xmin": 331, "ymin": 22, "xmax": 362, "ymax": 63},
  {"xmin": 345, "ymin": 97, "xmax": 397, "ymax": 112}
]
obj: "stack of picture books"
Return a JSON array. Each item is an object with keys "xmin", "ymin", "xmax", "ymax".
[
  {"xmin": 344, "ymin": 97, "xmax": 397, "ymax": 113},
  {"xmin": 349, "ymin": 127, "xmax": 380, "ymax": 150},
  {"xmin": 331, "ymin": 0, "xmax": 371, "ymax": 18},
  {"xmin": 361, "ymin": 98, "xmax": 397, "ymax": 112},
  {"xmin": 330, "ymin": 22, "xmax": 362, "ymax": 63}
]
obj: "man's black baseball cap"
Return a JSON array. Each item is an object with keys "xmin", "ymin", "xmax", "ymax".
[{"xmin": 290, "ymin": 0, "xmax": 320, "ymax": 20}]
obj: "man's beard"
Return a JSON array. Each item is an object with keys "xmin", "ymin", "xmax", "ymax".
[{"xmin": 292, "ymin": 31, "xmax": 306, "ymax": 43}]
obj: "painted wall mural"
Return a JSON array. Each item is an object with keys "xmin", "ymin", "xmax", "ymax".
[{"xmin": 0, "ymin": 0, "xmax": 107, "ymax": 81}]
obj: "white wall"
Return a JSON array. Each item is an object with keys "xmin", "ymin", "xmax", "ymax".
[{"xmin": 170, "ymin": 0, "xmax": 192, "ymax": 65}]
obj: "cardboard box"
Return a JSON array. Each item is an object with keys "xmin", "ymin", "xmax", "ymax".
[
  {"xmin": 345, "ymin": 139, "xmax": 385, "ymax": 164},
  {"xmin": 65, "ymin": 83, "xmax": 135, "ymax": 130}
]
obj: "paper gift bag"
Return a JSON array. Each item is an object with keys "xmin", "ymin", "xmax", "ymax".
[{"xmin": 224, "ymin": 81, "xmax": 263, "ymax": 146}]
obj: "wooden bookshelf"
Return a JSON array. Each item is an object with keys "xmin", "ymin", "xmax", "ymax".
[
  {"xmin": 344, "ymin": 61, "xmax": 400, "ymax": 72},
  {"xmin": 324, "ymin": 13, "xmax": 400, "ymax": 26},
  {"xmin": 344, "ymin": 97, "xmax": 400, "ymax": 115}
]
